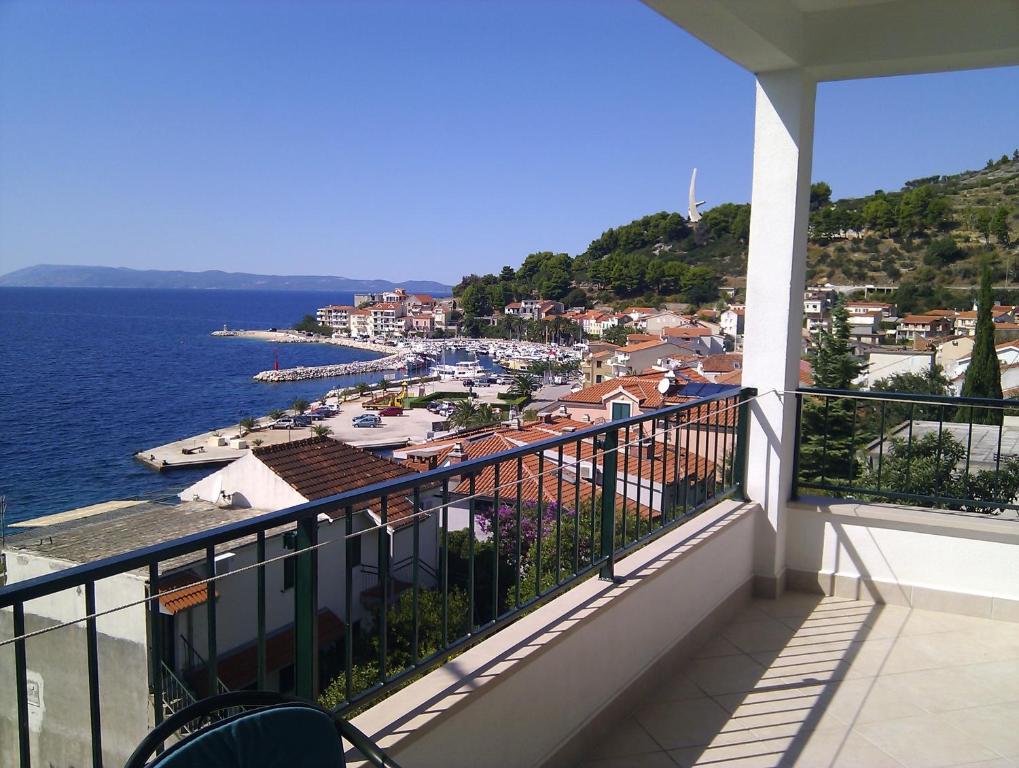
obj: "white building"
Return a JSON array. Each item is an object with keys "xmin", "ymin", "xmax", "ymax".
[{"xmin": 720, "ymin": 308, "xmax": 745, "ymax": 339}]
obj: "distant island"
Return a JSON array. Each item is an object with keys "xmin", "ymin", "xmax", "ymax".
[{"xmin": 0, "ymin": 264, "xmax": 451, "ymax": 294}]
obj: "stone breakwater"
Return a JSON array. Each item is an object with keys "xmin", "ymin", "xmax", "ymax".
[
  {"xmin": 212, "ymin": 328, "xmax": 392, "ymax": 354},
  {"xmin": 253, "ymin": 353, "xmax": 405, "ymax": 382}
]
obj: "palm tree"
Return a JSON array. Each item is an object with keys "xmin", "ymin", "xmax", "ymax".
[
  {"xmin": 448, "ymin": 400, "xmax": 480, "ymax": 431},
  {"xmin": 355, "ymin": 383, "xmax": 371, "ymax": 399},
  {"xmin": 448, "ymin": 400, "xmax": 498, "ymax": 431},
  {"xmin": 238, "ymin": 417, "xmax": 256, "ymax": 436},
  {"xmin": 291, "ymin": 398, "xmax": 310, "ymax": 415},
  {"xmin": 507, "ymin": 373, "xmax": 537, "ymax": 399},
  {"xmin": 311, "ymin": 424, "xmax": 332, "ymax": 438},
  {"xmin": 268, "ymin": 409, "xmax": 285, "ymax": 421}
]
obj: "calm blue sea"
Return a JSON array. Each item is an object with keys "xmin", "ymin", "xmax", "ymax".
[{"xmin": 0, "ymin": 287, "xmax": 428, "ymax": 524}]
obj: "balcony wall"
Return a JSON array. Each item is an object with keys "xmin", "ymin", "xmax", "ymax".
[
  {"xmin": 351, "ymin": 499, "xmax": 758, "ymax": 768},
  {"xmin": 785, "ymin": 497, "xmax": 1019, "ymax": 620}
]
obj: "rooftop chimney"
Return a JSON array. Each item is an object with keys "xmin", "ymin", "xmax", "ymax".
[{"xmin": 448, "ymin": 442, "xmax": 466, "ymax": 463}]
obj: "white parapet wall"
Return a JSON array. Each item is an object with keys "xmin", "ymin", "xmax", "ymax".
[
  {"xmin": 785, "ymin": 497, "xmax": 1019, "ymax": 620},
  {"xmin": 352, "ymin": 499, "xmax": 758, "ymax": 768}
]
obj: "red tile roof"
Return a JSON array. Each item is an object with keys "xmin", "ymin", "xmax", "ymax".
[
  {"xmin": 701, "ymin": 353, "xmax": 743, "ymax": 373},
  {"xmin": 158, "ymin": 569, "xmax": 216, "ymax": 614},
  {"xmin": 253, "ymin": 437, "xmax": 419, "ymax": 525},
  {"xmin": 663, "ymin": 325, "xmax": 715, "ymax": 337},
  {"xmin": 562, "ymin": 372, "xmax": 709, "ymax": 408}
]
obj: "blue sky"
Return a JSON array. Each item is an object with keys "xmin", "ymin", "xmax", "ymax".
[{"xmin": 1, "ymin": 0, "xmax": 1016, "ymax": 285}]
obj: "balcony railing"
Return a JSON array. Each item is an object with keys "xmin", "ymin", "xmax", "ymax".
[
  {"xmin": 794, "ymin": 387, "xmax": 1019, "ymax": 516},
  {"xmin": 0, "ymin": 386, "xmax": 752, "ymax": 768}
]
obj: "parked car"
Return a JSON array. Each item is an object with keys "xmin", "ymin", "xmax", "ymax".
[
  {"xmin": 312, "ymin": 406, "xmax": 338, "ymax": 418},
  {"xmin": 379, "ymin": 406, "xmax": 403, "ymax": 416},
  {"xmin": 271, "ymin": 417, "xmax": 297, "ymax": 429},
  {"xmin": 292, "ymin": 415, "xmax": 313, "ymax": 427},
  {"xmin": 352, "ymin": 414, "xmax": 382, "ymax": 428},
  {"xmin": 462, "ymin": 379, "xmax": 474, "ymax": 387}
]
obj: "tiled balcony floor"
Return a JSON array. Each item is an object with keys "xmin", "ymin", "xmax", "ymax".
[{"xmin": 577, "ymin": 592, "xmax": 1019, "ymax": 768}]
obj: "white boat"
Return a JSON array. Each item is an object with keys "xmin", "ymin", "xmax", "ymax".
[{"xmin": 430, "ymin": 360, "xmax": 489, "ymax": 380}]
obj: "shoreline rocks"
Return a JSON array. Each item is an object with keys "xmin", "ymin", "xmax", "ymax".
[{"xmin": 253, "ymin": 353, "xmax": 407, "ymax": 382}]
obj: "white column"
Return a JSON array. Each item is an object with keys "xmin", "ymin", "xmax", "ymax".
[{"xmin": 740, "ymin": 68, "xmax": 816, "ymax": 596}]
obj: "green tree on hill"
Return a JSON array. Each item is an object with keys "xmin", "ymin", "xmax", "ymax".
[
  {"xmin": 991, "ymin": 206, "xmax": 1011, "ymax": 246},
  {"xmin": 460, "ymin": 283, "xmax": 493, "ymax": 318},
  {"xmin": 960, "ymin": 266, "xmax": 1003, "ymax": 424}
]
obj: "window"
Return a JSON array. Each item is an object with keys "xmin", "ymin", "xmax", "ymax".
[
  {"xmin": 283, "ymin": 558, "xmax": 295, "ymax": 591},
  {"xmin": 611, "ymin": 401, "xmax": 632, "ymax": 421},
  {"xmin": 348, "ymin": 535, "xmax": 362, "ymax": 568},
  {"xmin": 282, "ymin": 531, "xmax": 296, "ymax": 591}
]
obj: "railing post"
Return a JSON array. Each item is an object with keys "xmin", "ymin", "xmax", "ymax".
[
  {"xmin": 599, "ymin": 429, "xmax": 618, "ymax": 580},
  {"xmin": 733, "ymin": 387, "xmax": 756, "ymax": 501},
  {"xmin": 791, "ymin": 390, "xmax": 803, "ymax": 500},
  {"xmin": 294, "ymin": 516, "xmax": 318, "ymax": 700}
]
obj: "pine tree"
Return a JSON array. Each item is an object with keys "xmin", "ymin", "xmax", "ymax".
[
  {"xmin": 798, "ymin": 300, "xmax": 864, "ymax": 487},
  {"xmin": 961, "ymin": 266, "xmax": 1003, "ymax": 425}
]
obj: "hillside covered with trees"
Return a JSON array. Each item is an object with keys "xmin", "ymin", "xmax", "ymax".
[{"xmin": 453, "ymin": 151, "xmax": 1019, "ymax": 318}]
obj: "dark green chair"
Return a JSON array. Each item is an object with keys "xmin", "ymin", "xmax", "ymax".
[{"xmin": 125, "ymin": 691, "xmax": 402, "ymax": 768}]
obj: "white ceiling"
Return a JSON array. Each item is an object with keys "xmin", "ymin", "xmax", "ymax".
[{"xmin": 643, "ymin": 0, "xmax": 1019, "ymax": 81}]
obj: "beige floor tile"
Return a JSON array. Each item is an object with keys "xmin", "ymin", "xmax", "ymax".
[
  {"xmin": 585, "ymin": 716, "xmax": 662, "ymax": 758},
  {"xmin": 691, "ymin": 635, "xmax": 742, "ymax": 659},
  {"xmin": 723, "ymin": 618, "xmax": 798, "ymax": 654},
  {"xmin": 579, "ymin": 751, "xmax": 678, "ymax": 768},
  {"xmin": 820, "ymin": 676, "xmax": 928, "ymax": 725},
  {"xmin": 575, "ymin": 597, "xmax": 1019, "ymax": 768},
  {"xmin": 640, "ymin": 672, "xmax": 707, "ymax": 706},
  {"xmin": 956, "ymin": 660, "xmax": 1019, "ymax": 704},
  {"xmin": 752, "ymin": 593, "xmax": 828, "ymax": 619},
  {"xmin": 683, "ymin": 654, "xmax": 768, "ymax": 697},
  {"xmin": 669, "ymin": 732, "xmax": 795, "ymax": 768},
  {"xmin": 854, "ymin": 712, "xmax": 999, "ymax": 767},
  {"xmin": 898, "ymin": 610, "xmax": 1004, "ymax": 637},
  {"xmin": 944, "ymin": 702, "xmax": 1019, "ymax": 757},
  {"xmin": 880, "ymin": 631, "xmax": 1001, "ymax": 672},
  {"xmin": 634, "ymin": 696, "xmax": 748, "ymax": 751},
  {"xmin": 871, "ymin": 666, "xmax": 1004, "ymax": 712},
  {"xmin": 783, "ymin": 729, "xmax": 905, "ymax": 767}
]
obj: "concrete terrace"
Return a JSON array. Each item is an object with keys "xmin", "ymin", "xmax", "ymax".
[{"xmin": 580, "ymin": 592, "xmax": 1019, "ymax": 768}]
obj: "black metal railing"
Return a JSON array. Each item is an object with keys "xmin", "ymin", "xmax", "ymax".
[
  {"xmin": 0, "ymin": 386, "xmax": 752, "ymax": 768},
  {"xmin": 794, "ymin": 387, "xmax": 1019, "ymax": 515}
]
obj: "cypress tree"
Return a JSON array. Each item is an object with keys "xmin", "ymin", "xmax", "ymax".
[
  {"xmin": 961, "ymin": 266, "xmax": 1003, "ymax": 424},
  {"xmin": 798, "ymin": 300, "xmax": 864, "ymax": 487}
]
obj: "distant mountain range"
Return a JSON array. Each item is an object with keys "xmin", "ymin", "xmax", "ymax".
[{"xmin": 0, "ymin": 265, "xmax": 451, "ymax": 294}]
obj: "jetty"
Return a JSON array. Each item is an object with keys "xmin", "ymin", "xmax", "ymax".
[{"xmin": 253, "ymin": 353, "xmax": 408, "ymax": 382}]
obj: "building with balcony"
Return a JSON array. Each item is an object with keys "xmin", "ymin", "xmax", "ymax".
[
  {"xmin": 895, "ymin": 314, "xmax": 954, "ymax": 343},
  {"xmin": 3, "ymin": 4, "xmax": 1019, "ymax": 768},
  {"xmin": 315, "ymin": 304, "xmax": 354, "ymax": 333},
  {"xmin": 610, "ymin": 340, "xmax": 691, "ymax": 378}
]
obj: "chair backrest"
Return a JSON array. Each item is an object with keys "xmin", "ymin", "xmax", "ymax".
[
  {"xmin": 126, "ymin": 691, "xmax": 402, "ymax": 768},
  {"xmin": 146, "ymin": 705, "xmax": 343, "ymax": 768}
]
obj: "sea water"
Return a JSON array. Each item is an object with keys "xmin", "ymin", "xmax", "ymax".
[{"xmin": 0, "ymin": 287, "xmax": 455, "ymax": 523}]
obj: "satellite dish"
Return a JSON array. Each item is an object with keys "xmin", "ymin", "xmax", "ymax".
[{"xmin": 658, "ymin": 377, "xmax": 671, "ymax": 394}]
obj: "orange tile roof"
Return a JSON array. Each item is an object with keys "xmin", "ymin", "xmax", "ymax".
[
  {"xmin": 663, "ymin": 325, "xmax": 715, "ymax": 337},
  {"xmin": 621, "ymin": 339, "xmax": 675, "ymax": 353},
  {"xmin": 158, "ymin": 569, "xmax": 215, "ymax": 614},
  {"xmin": 701, "ymin": 353, "xmax": 743, "ymax": 373},
  {"xmin": 900, "ymin": 314, "xmax": 946, "ymax": 324},
  {"xmin": 254, "ymin": 437, "xmax": 419, "ymax": 526},
  {"xmin": 562, "ymin": 371, "xmax": 710, "ymax": 409}
]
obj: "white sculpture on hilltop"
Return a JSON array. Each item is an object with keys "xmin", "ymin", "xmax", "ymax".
[{"xmin": 688, "ymin": 168, "xmax": 705, "ymax": 223}]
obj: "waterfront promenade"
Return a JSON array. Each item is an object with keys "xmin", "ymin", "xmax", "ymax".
[{"xmin": 136, "ymin": 377, "xmax": 520, "ymax": 471}]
